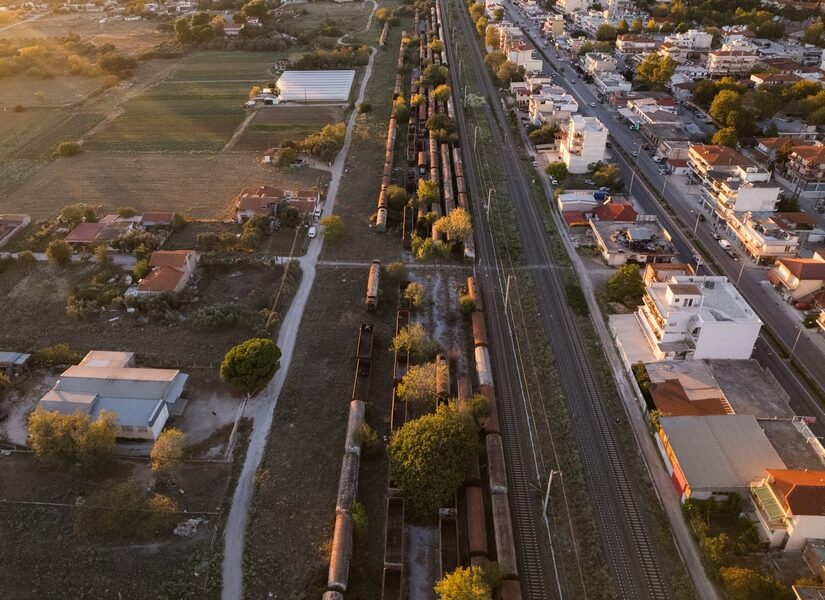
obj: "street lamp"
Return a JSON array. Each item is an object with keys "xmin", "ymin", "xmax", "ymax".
[
  {"xmin": 692, "ymin": 211, "xmax": 701, "ymax": 238},
  {"xmin": 789, "ymin": 326, "xmax": 803, "ymax": 363},
  {"xmin": 736, "ymin": 260, "xmax": 746, "ymax": 286},
  {"xmin": 542, "ymin": 469, "xmax": 561, "ymax": 514},
  {"xmin": 628, "ymin": 142, "xmax": 642, "ymax": 197}
]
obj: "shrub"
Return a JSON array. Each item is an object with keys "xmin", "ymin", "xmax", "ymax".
[
  {"xmin": 384, "ymin": 261, "xmax": 408, "ymax": 282},
  {"xmin": 46, "ymin": 240, "xmax": 72, "ymax": 267},
  {"xmin": 319, "ymin": 215, "xmax": 344, "ymax": 243},
  {"xmin": 391, "ymin": 322, "xmax": 441, "ymax": 362},
  {"xmin": 357, "ymin": 102, "xmax": 371, "ymax": 113},
  {"xmin": 404, "ymin": 282, "xmax": 426, "ymax": 310},
  {"xmin": 72, "ymin": 480, "xmax": 178, "ymax": 539},
  {"xmin": 351, "ymin": 500, "xmax": 368, "ymax": 539},
  {"xmin": 133, "ymin": 259, "xmax": 151, "ymax": 281},
  {"xmin": 192, "ymin": 303, "xmax": 265, "ymax": 332},
  {"xmin": 57, "ymin": 141, "xmax": 82, "ymax": 157},
  {"xmin": 458, "ymin": 294, "xmax": 476, "ymax": 314},
  {"xmin": 197, "ymin": 231, "xmax": 236, "ymax": 252},
  {"xmin": 355, "ymin": 423, "xmax": 383, "ymax": 457},
  {"xmin": 32, "ymin": 343, "xmax": 81, "ymax": 367},
  {"xmin": 28, "ymin": 409, "xmax": 116, "ymax": 472}
]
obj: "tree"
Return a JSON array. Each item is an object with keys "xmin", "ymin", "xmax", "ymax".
[
  {"xmin": 634, "ymin": 54, "xmax": 676, "ymax": 91},
  {"xmin": 388, "ymin": 404, "xmax": 480, "ymax": 521},
  {"xmin": 279, "ymin": 206, "xmax": 301, "ymax": 228},
  {"xmin": 150, "ymin": 428, "xmax": 186, "ymax": 474},
  {"xmin": 434, "ymin": 208, "xmax": 473, "ymax": 240},
  {"xmin": 417, "ymin": 178, "xmax": 439, "ymax": 205},
  {"xmin": 386, "ymin": 185, "xmax": 408, "ymax": 211},
  {"xmin": 545, "ymin": 161, "xmax": 568, "ymax": 181},
  {"xmin": 320, "ymin": 215, "xmax": 344, "ymax": 243},
  {"xmin": 709, "ymin": 90, "xmax": 741, "ymax": 124},
  {"xmin": 776, "ymin": 195, "xmax": 800, "ymax": 212},
  {"xmin": 274, "ymin": 146, "xmax": 297, "ymax": 166},
  {"xmin": 117, "ymin": 206, "xmax": 138, "ymax": 218},
  {"xmin": 397, "ymin": 362, "xmax": 439, "ymax": 404},
  {"xmin": 630, "ymin": 18, "xmax": 643, "ymax": 33},
  {"xmin": 59, "ymin": 203, "xmax": 98, "ymax": 226},
  {"xmin": 422, "ymin": 64, "xmax": 449, "ymax": 87},
  {"xmin": 528, "ymin": 123, "xmax": 559, "ymax": 145},
  {"xmin": 691, "ymin": 80, "xmax": 719, "ymax": 107},
  {"xmin": 712, "ymin": 127, "xmax": 738, "ymax": 148},
  {"xmin": 28, "ymin": 409, "xmax": 116, "ymax": 472},
  {"xmin": 432, "ymin": 84, "xmax": 452, "ymax": 103},
  {"xmin": 616, "ymin": 19, "xmax": 629, "ymax": 34},
  {"xmin": 384, "ymin": 261, "xmax": 408, "ymax": 282},
  {"xmin": 57, "ymin": 141, "xmax": 82, "ymax": 157},
  {"xmin": 46, "ymin": 240, "xmax": 72, "ymax": 267},
  {"xmin": 240, "ymin": 0, "xmax": 268, "ymax": 20},
  {"xmin": 604, "ymin": 264, "xmax": 644, "ymax": 305},
  {"xmin": 719, "ymin": 567, "xmax": 790, "ymax": 600},
  {"xmin": 133, "ymin": 259, "xmax": 151, "ymax": 280},
  {"xmin": 592, "ymin": 163, "xmax": 623, "ymax": 190},
  {"xmin": 393, "ymin": 97, "xmax": 409, "ymax": 122},
  {"xmin": 375, "ymin": 7, "xmax": 391, "ymax": 22},
  {"xmin": 494, "ymin": 7, "xmax": 504, "ymax": 20},
  {"xmin": 435, "ymin": 566, "xmax": 493, "ymax": 600},
  {"xmin": 219, "ymin": 338, "xmax": 281, "ymax": 395},
  {"xmin": 72, "ymin": 480, "xmax": 178, "ymax": 539},
  {"xmin": 468, "ymin": 2, "xmax": 484, "ymax": 22},
  {"xmin": 392, "ymin": 322, "xmax": 441, "ymax": 362},
  {"xmin": 496, "ymin": 60, "xmax": 524, "ymax": 85},
  {"xmin": 596, "ymin": 24, "xmax": 617, "ymax": 41},
  {"xmin": 803, "ymin": 21, "xmax": 825, "ymax": 45},
  {"xmin": 475, "ymin": 16, "xmax": 488, "ymax": 37},
  {"xmin": 404, "ymin": 281, "xmax": 426, "ymax": 310},
  {"xmin": 485, "ymin": 26, "xmax": 500, "ymax": 49}
]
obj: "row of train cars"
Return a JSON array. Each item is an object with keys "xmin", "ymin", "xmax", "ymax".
[
  {"xmin": 375, "ymin": 3, "xmax": 475, "ymax": 261},
  {"xmin": 321, "ymin": 261, "xmax": 523, "ymax": 599}
]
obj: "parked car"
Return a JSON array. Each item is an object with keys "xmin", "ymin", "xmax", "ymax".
[
  {"xmin": 531, "ymin": 158, "xmax": 538, "ymax": 167},
  {"xmin": 631, "ymin": 150, "xmax": 639, "ymax": 157},
  {"xmin": 727, "ymin": 249, "xmax": 738, "ymax": 260},
  {"xmin": 550, "ymin": 177, "xmax": 559, "ymax": 185},
  {"xmin": 718, "ymin": 239, "xmax": 731, "ymax": 250},
  {"xmin": 712, "ymin": 232, "xmax": 722, "ymax": 240},
  {"xmin": 590, "ymin": 102, "xmax": 596, "ymax": 107},
  {"xmin": 585, "ymin": 178, "xmax": 596, "ymax": 185},
  {"xmin": 307, "ymin": 226, "xmax": 317, "ymax": 238}
]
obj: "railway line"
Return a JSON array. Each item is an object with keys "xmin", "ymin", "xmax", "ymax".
[{"xmin": 441, "ymin": 0, "xmax": 671, "ymax": 598}]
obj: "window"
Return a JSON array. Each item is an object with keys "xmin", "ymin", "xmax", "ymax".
[{"xmin": 685, "ymin": 298, "xmax": 693, "ymax": 307}]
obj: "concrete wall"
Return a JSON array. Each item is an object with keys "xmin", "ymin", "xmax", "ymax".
[{"xmin": 693, "ymin": 320, "xmax": 761, "ymax": 360}]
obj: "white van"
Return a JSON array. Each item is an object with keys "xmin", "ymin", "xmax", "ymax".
[
  {"xmin": 307, "ymin": 226, "xmax": 317, "ymax": 238},
  {"xmin": 718, "ymin": 239, "xmax": 731, "ymax": 250},
  {"xmin": 313, "ymin": 206, "xmax": 322, "ymax": 220}
]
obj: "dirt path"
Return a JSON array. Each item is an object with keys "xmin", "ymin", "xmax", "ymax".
[
  {"xmin": 0, "ymin": 12, "xmax": 44, "ymax": 33},
  {"xmin": 219, "ymin": 14, "xmax": 378, "ymax": 599},
  {"xmin": 222, "ymin": 108, "xmax": 259, "ymax": 152}
]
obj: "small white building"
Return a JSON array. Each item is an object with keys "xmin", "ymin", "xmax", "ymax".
[
  {"xmin": 559, "ymin": 115, "xmax": 608, "ymax": 174},
  {"xmin": 751, "ymin": 470, "xmax": 825, "ymax": 551},
  {"xmin": 528, "ymin": 84, "xmax": 579, "ymax": 126}
]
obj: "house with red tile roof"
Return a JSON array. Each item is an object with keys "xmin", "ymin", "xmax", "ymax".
[
  {"xmin": 134, "ymin": 250, "xmax": 200, "ymax": 295},
  {"xmin": 592, "ymin": 200, "xmax": 638, "ymax": 222},
  {"xmin": 233, "ymin": 185, "xmax": 320, "ymax": 223},
  {"xmin": 770, "ymin": 250, "xmax": 825, "ymax": 301},
  {"xmin": 752, "ymin": 469, "xmax": 825, "ymax": 550}
]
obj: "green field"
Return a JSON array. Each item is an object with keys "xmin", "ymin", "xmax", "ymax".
[
  {"xmin": 0, "ymin": 111, "xmax": 104, "ymax": 159},
  {"xmin": 87, "ymin": 52, "xmax": 278, "ymax": 152},
  {"xmin": 280, "ymin": 1, "xmax": 373, "ymax": 36}
]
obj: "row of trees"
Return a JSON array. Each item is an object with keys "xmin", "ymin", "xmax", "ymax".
[{"xmin": 0, "ymin": 36, "xmax": 136, "ymax": 81}]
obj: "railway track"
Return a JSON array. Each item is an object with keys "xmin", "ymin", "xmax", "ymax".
[
  {"xmin": 439, "ymin": 3, "xmax": 551, "ymax": 600},
  {"xmin": 442, "ymin": 0, "xmax": 671, "ymax": 598}
]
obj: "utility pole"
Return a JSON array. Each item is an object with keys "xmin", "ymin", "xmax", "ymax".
[
  {"xmin": 692, "ymin": 211, "xmax": 701, "ymax": 238},
  {"xmin": 485, "ymin": 187, "xmax": 494, "ymax": 217},
  {"xmin": 736, "ymin": 260, "xmax": 746, "ymax": 286},
  {"xmin": 543, "ymin": 469, "xmax": 560, "ymax": 514},
  {"xmin": 790, "ymin": 326, "xmax": 803, "ymax": 363},
  {"xmin": 504, "ymin": 273, "xmax": 514, "ymax": 309},
  {"xmin": 627, "ymin": 142, "xmax": 642, "ymax": 197}
]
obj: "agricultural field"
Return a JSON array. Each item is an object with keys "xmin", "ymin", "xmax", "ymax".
[
  {"xmin": 86, "ymin": 52, "xmax": 281, "ymax": 152},
  {"xmin": 0, "ymin": 111, "xmax": 104, "ymax": 159},
  {"xmin": 233, "ymin": 105, "xmax": 343, "ymax": 152},
  {"xmin": 0, "ymin": 74, "xmax": 104, "ymax": 107},
  {"xmin": 0, "ymin": 152, "xmax": 329, "ymax": 219},
  {"xmin": 278, "ymin": 1, "xmax": 374, "ymax": 37},
  {"xmin": 0, "ymin": 12, "xmax": 171, "ymax": 54}
]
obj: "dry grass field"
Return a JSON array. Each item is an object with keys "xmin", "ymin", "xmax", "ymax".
[
  {"xmin": 279, "ymin": 0, "xmax": 373, "ymax": 36},
  {"xmin": 0, "ymin": 75, "xmax": 104, "ymax": 107},
  {"xmin": 233, "ymin": 105, "xmax": 343, "ymax": 152},
  {"xmin": 0, "ymin": 152, "xmax": 329, "ymax": 218},
  {"xmin": 0, "ymin": 12, "xmax": 171, "ymax": 54}
]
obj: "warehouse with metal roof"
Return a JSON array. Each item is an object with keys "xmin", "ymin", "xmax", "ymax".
[{"xmin": 276, "ymin": 70, "xmax": 356, "ymax": 102}]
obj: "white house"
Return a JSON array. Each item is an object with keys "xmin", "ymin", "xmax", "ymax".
[
  {"xmin": 751, "ymin": 470, "xmax": 825, "ymax": 551},
  {"xmin": 559, "ymin": 115, "xmax": 607, "ymax": 173},
  {"xmin": 636, "ymin": 275, "xmax": 762, "ymax": 361},
  {"xmin": 37, "ymin": 351, "xmax": 188, "ymax": 440},
  {"xmin": 528, "ymin": 84, "xmax": 579, "ymax": 126}
]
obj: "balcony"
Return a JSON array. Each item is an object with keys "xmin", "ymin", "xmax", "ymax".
[{"xmin": 751, "ymin": 482, "xmax": 786, "ymax": 529}]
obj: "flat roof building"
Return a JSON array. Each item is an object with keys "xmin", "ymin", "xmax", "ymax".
[{"xmin": 276, "ymin": 70, "xmax": 355, "ymax": 103}]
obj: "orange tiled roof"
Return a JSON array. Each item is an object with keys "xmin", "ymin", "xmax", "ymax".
[
  {"xmin": 137, "ymin": 266, "xmax": 184, "ymax": 293},
  {"xmin": 767, "ymin": 469, "xmax": 825, "ymax": 516}
]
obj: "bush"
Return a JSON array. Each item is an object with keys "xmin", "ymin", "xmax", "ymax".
[
  {"xmin": 351, "ymin": 500, "xmax": 368, "ymax": 539},
  {"xmin": 357, "ymin": 102, "xmax": 371, "ymax": 113},
  {"xmin": 17, "ymin": 250, "xmax": 37, "ymax": 271},
  {"xmin": 133, "ymin": 259, "xmax": 151, "ymax": 280},
  {"xmin": 458, "ymin": 294, "xmax": 476, "ymax": 314},
  {"xmin": 57, "ymin": 141, "xmax": 82, "ymax": 157},
  {"xmin": 116, "ymin": 206, "xmax": 138, "ymax": 218},
  {"xmin": 392, "ymin": 322, "xmax": 441, "ymax": 362},
  {"xmin": 355, "ymin": 423, "xmax": 383, "ymax": 457},
  {"xmin": 72, "ymin": 480, "xmax": 178, "ymax": 539},
  {"xmin": 192, "ymin": 303, "xmax": 265, "ymax": 332},
  {"xmin": 60, "ymin": 203, "xmax": 99, "ymax": 226},
  {"xmin": 240, "ymin": 216, "xmax": 267, "ymax": 249},
  {"xmin": 32, "ymin": 343, "xmax": 81, "ymax": 367},
  {"xmin": 197, "ymin": 231, "xmax": 236, "ymax": 252},
  {"xmin": 404, "ymin": 282, "xmax": 426, "ymax": 310},
  {"xmin": 28, "ymin": 409, "xmax": 116, "ymax": 472},
  {"xmin": 46, "ymin": 240, "xmax": 72, "ymax": 267},
  {"xmin": 384, "ymin": 261, "xmax": 408, "ymax": 282}
]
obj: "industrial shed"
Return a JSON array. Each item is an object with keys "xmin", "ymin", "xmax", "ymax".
[{"xmin": 276, "ymin": 70, "xmax": 356, "ymax": 103}]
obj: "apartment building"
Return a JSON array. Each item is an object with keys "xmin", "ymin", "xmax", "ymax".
[
  {"xmin": 528, "ymin": 84, "xmax": 579, "ymax": 126},
  {"xmin": 594, "ymin": 72, "xmax": 632, "ymax": 94},
  {"xmin": 664, "ymin": 29, "xmax": 713, "ymax": 51},
  {"xmin": 543, "ymin": 14, "xmax": 564, "ymax": 36},
  {"xmin": 783, "ymin": 143, "xmax": 825, "ymax": 199},
  {"xmin": 555, "ymin": 0, "xmax": 587, "ymax": 15},
  {"xmin": 559, "ymin": 115, "xmax": 608, "ymax": 173},
  {"xmin": 583, "ymin": 52, "xmax": 617, "ymax": 75},
  {"xmin": 725, "ymin": 211, "xmax": 801, "ymax": 262},
  {"xmin": 658, "ymin": 42, "xmax": 691, "ymax": 64},
  {"xmin": 706, "ymin": 50, "xmax": 760, "ymax": 77},
  {"xmin": 616, "ymin": 34, "xmax": 658, "ymax": 55},
  {"xmin": 637, "ymin": 275, "xmax": 762, "ymax": 361}
]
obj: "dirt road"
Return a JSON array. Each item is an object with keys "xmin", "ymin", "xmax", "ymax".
[{"xmin": 219, "ymin": 13, "xmax": 377, "ymax": 599}]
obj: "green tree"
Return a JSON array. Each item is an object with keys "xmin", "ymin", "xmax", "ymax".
[
  {"xmin": 28, "ymin": 409, "xmax": 116, "ymax": 472},
  {"xmin": 240, "ymin": 0, "xmax": 268, "ymax": 19},
  {"xmin": 375, "ymin": 7, "xmax": 391, "ymax": 22},
  {"xmin": 485, "ymin": 25, "xmax": 500, "ymax": 49},
  {"xmin": 46, "ymin": 240, "xmax": 72, "ymax": 267},
  {"xmin": 528, "ymin": 123, "xmax": 559, "ymax": 145},
  {"xmin": 596, "ymin": 24, "xmax": 617, "ymax": 41},
  {"xmin": 712, "ymin": 127, "xmax": 738, "ymax": 147},
  {"xmin": 150, "ymin": 428, "xmax": 186, "ymax": 474},
  {"xmin": 404, "ymin": 281, "xmax": 426, "ymax": 310},
  {"xmin": 133, "ymin": 259, "xmax": 151, "ymax": 280},
  {"xmin": 630, "ymin": 18, "xmax": 643, "ymax": 33},
  {"xmin": 493, "ymin": 7, "xmax": 504, "ymax": 21},
  {"xmin": 392, "ymin": 322, "xmax": 441, "ymax": 362},
  {"xmin": 384, "ymin": 261, "xmax": 408, "ymax": 282},
  {"xmin": 803, "ymin": 21, "xmax": 825, "ymax": 45},
  {"xmin": 417, "ymin": 178, "xmax": 439, "ymax": 205},
  {"xmin": 117, "ymin": 206, "xmax": 138, "ymax": 218},
  {"xmin": 709, "ymin": 90, "xmax": 742, "ymax": 124},
  {"xmin": 397, "ymin": 362, "xmax": 439, "ymax": 404},
  {"xmin": 545, "ymin": 161, "xmax": 568, "ymax": 181},
  {"xmin": 422, "ymin": 64, "xmax": 449, "ymax": 87},
  {"xmin": 616, "ymin": 19, "xmax": 629, "ymax": 34},
  {"xmin": 604, "ymin": 264, "xmax": 644, "ymax": 306},
  {"xmin": 59, "ymin": 203, "xmax": 98, "ymax": 226},
  {"xmin": 386, "ymin": 185, "xmax": 408, "ymax": 211},
  {"xmin": 434, "ymin": 207, "xmax": 473, "ymax": 240},
  {"xmin": 468, "ymin": 2, "xmax": 484, "ymax": 22},
  {"xmin": 691, "ymin": 80, "xmax": 719, "ymax": 107},
  {"xmin": 274, "ymin": 146, "xmax": 297, "ymax": 166},
  {"xmin": 496, "ymin": 60, "xmax": 524, "ymax": 85},
  {"xmin": 634, "ymin": 54, "xmax": 676, "ymax": 91},
  {"xmin": 72, "ymin": 480, "xmax": 177, "ymax": 539},
  {"xmin": 219, "ymin": 338, "xmax": 281, "ymax": 395},
  {"xmin": 475, "ymin": 16, "xmax": 488, "ymax": 37},
  {"xmin": 592, "ymin": 163, "xmax": 623, "ymax": 190},
  {"xmin": 435, "ymin": 566, "xmax": 493, "ymax": 600},
  {"xmin": 719, "ymin": 567, "xmax": 790, "ymax": 600},
  {"xmin": 319, "ymin": 214, "xmax": 344, "ymax": 243},
  {"xmin": 388, "ymin": 404, "xmax": 480, "ymax": 521}
]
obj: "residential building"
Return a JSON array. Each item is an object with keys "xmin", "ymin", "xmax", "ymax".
[
  {"xmin": 583, "ymin": 52, "xmax": 617, "ymax": 75},
  {"xmin": 706, "ymin": 50, "xmax": 760, "ymax": 77},
  {"xmin": 234, "ymin": 185, "xmax": 320, "ymax": 222},
  {"xmin": 664, "ymin": 28, "xmax": 713, "ymax": 51},
  {"xmin": 658, "ymin": 42, "xmax": 691, "ymax": 64},
  {"xmin": 642, "ymin": 123, "xmax": 688, "ymax": 149},
  {"xmin": 556, "ymin": 0, "xmax": 587, "ymax": 15},
  {"xmin": 559, "ymin": 115, "xmax": 607, "ymax": 173},
  {"xmin": 37, "ymin": 351, "xmax": 188, "ymax": 440},
  {"xmin": 543, "ymin": 14, "xmax": 564, "ymax": 36},
  {"xmin": 645, "ymin": 360, "xmax": 732, "ymax": 417},
  {"xmin": 504, "ymin": 38, "xmax": 543, "ymax": 74},
  {"xmin": 751, "ymin": 470, "xmax": 825, "ymax": 551},
  {"xmin": 616, "ymin": 34, "xmax": 658, "ymax": 55},
  {"xmin": 766, "ymin": 117, "xmax": 819, "ymax": 141},
  {"xmin": 637, "ymin": 275, "xmax": 762, "ymax": 361},
  {"xmin": 134, "ymin": 250, "xmax": 200, "ymax": 295},
  {"xmin": 589, "ymin": 217, "xmax": 676, "ymax": 266},
  {"xmin": 688, "ymin": 144, "xmax": 760, "ymax": 182},
  {"xmin": 783, "ymin": 143, "xmax": 825, "ymax": 199},
  {"xmin": 657, "ymin": 140, "xmax": 691, "ymax": 161},
  {"xmin": 657, "ymin": 415, "xmax": 786, "ymax": 501},
  {"xmin": 594, "ymin": 72, "xmax": 632, "ymax": 94},
  {"xmin": 724, "ymin": 211, "xmax": 801, "ymax": 262},
  {"xmin": 528, "ymin": 84, "xmax": 579, "ymax": 126},
  {"xmin": 697, "ymin": 162, "xmax": 780, "ymax": 216},
  {"xmin": 770, "ymin": 252, "xmax": 825, "ymax": 302},
  {"xmin": 751, "ymin": 72, "xmax": 802, "ymax": 88},
  {"xmin": 752, "ymin": 137, "xmax": 804, "ymax": 165},
  {"xmin": 592, "ymin": 199, "xmax": 638, "ymax": 222},
  {"xmin": 642, "ymin": 263, "xmax": 696, "ymax": 286}
]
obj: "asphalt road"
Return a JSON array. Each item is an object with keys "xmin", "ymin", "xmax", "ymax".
[
  {"xmin": 504, "ymin": 3, "xmax": 825, "ymax": 420},
  {"xmin": 446, "ymin": 1, "xmax": 670, "ymax": 597}
]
